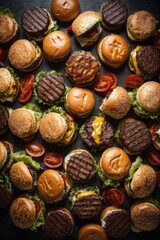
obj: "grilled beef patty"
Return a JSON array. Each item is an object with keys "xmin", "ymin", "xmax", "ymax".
[{"xmin": 0, "ymin": 105, "xmax": 9, "ymax": 134}]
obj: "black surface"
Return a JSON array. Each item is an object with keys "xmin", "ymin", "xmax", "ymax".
[{"xmin": 0, "ymin": 0, "xmax": 160, "ymax": 240}]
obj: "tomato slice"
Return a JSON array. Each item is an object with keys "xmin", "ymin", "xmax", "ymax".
[
  {"xmin": 102, "ymin": 188, "xmax": 110, "ymax": 202},
  {"xmin": 25, "ymin": 142, "xmax": 45, "ymax": 158},
  {"xmin": 124, "ymin": 74, "xmax": 144, "ymax": 89},
  {"xmin": 17, "ymin": 89, "xmax": 33, "ymax": 103},
  {"xmin": 103, "ymin": 71, "xmax": 118, "ymax": 89},
  {"xmin": 106, "ymin": 188, "xmax": 124, "ymax": 207},
  {"xmin": 20, "ymin": 74, "xmax": 35, "ymax": 94},
  {"xmin": 93, "ymin": 75, "xmax": 111, "ymax": 92},
  {"xmin": 33, "ymin": 198, "xmax": 41, "ymax": 217},
  {"xmin": 43, "ymin": 152, "xmax": 64, "ymax": 169},
  {"xmin": 65, "ymin": 112, "xmax": 74, "ymax": 122},
  {"xmin": 85, "ymin": 27, "xmax": 97, "ymax": 37},
  {"xmin": 156, "ymin": 171, "xmax": 160, "ymax": 188},
  {"xmin": 147, "ymin": 150, "xmax": 160, "ymax": 166},
  {"xmin": 154, "ymin": 33, "xmax": 160, "ymax": 50},
  {"xmin": 66, "ymin": 25, "xmax": 72, "ymax": 33}
]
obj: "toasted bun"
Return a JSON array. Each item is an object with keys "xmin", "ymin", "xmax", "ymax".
[
  {"xmin": 72, "ymin": 11, "xmax": 100, "ymax": 36},
  {"xmin": 0, "ymin": 142, "xmax": 7, "ymax": 169},
  {"xmin": 10, "ymin": 197, "xmax": 35, "ymax": 229},
  {"xmin": 43, "ymin": 31, "xmax": 71, "ymax": 61},
  {"xmin": 97, "ymin": 34, "xmax": 129, "ymax": 68},
  {"xmin": 9, "ymin": 162, "xmax": 33, "ymax": 190},
  {"xmin": 0, "ymin": 68, "xmax": 12, "ymax": 94},
  {"xmin": 131, "ymin": 164, "xmax": 156, "ymax": 198},
  {"xmin": 0, "ymin": 15, "xmax": 18, "ymax": 44},
  {"xmin": 39, "ymin": 112, "xmax": 67, "ymax": 143},
  {"xmin": 100, "ymin": 147, "xmax": 131, "ymax": 180},
  {"xmin": 131, "ymin": 202, "xmax": 160, "ymax": 231},
  {"xmin": 66, "ymin": 87, "xmax": 95, "ymax": 117},
  {"xmin": 100, "ymin": 86, "xmax": 131, "ymax": 119},
  {"xmin": 137, "ymin": 81, "xmax": 160, "ymax": 113},
  {"xmin": 78, "ymin": 223, "xmax": 108, "ymax": 240},
  {"xmin": 51, "ymin": 0, "xmax": 80, "ymax": 22},
  {"xmin": 38, "ymin": 170, "xmax": 65, "ymax": 203}
]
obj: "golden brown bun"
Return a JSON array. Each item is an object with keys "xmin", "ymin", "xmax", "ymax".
[
  {"xmin": 131, "ymin": 202, "xmax": 160, "ymax": 231},
  {"xmin": 10, "ymin": 197, "xmax": 35, "ymax": 229},
  {"xmin": 39, "ymin": 112, "xmax": 67, "ymax": 143},
  {"xmin": 66, "ymin": 87, "xmax": 95, "ymax": 117},
  {"xmin": 3, "ymin": 141, "xmax": 14, "ymax": 153},
  {"xmin": 99, "ymin": 147, "xmax": 131, "ymax": 180},
  {"xmin": 38, "ymin": 170, "xmax": 65, "ymax": 203},
  {"xmin": 97, "ymin": 34, "xmax": 129, "ymax": 68},
  {"xmin": 78, "ymin": 223, "xmax": 108, "ymax": 240},
  {"xmin": 99, "ymin": 86, "xmax": 131, "ymax": 119},
  {"xmin": 0, "ymin": 15, "xmax": 18, "ymax": 44},
  {"xmin": 131, "ymin": 164, "xmax": 156, "ymax": 198},
  {"xmin": 51, "ymin": 0, "xmax": 80, "ymax": 22},
  {"xmin": 43, "ymin": 31, "xmax": 71, "ymax": 61},
  {"xmin": 0, "ymin": 141, "xmax": 7, "ymax": 169},
  {"xmin": 9, "ymin": 162, "xmax": 33, "ymax": 190},
  {"xmin": 0, "ymin": 68, "xmax": 12, "ymax": 94},
  {"xmin": 137, "ymin": 81, "xmax": 160, "ymax": 113},
  {"xmin": 126, "ymin": 11, "xmax": 156, "ymax": 41}
]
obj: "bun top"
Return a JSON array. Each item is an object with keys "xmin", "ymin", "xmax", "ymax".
[
  {"xmin": 39, "ymin": 112, "xmax": 67, "ymax": 143},
  {"xmin": 43, "ymin": 31, "xmax": 71, "ymax": 60},
  {"xmin": 100, "ymin": 147, "xmax": 131, "ymax": 180},
  {"xmin": 78, "ymin": 223, "xmax": 108, "ymax": 240},
  {"xmin": 72, "ymin": 11, "xmax": 100, "ymax": 36},
  {"xmin": 137, "ymin": 81, "xmax": 160, "ymax": 113},
  {"xmin": 66, "ymin": 87, "xmax": 95, "ymax": 116},
  {"xmin": 10, "ymin": 197, "xmax": 35, "ymax": 229},
  {"xmin": 0, "ymin": 141, "xmax": 6, "ymax": 169},
  {"xmin": 9, "ymin": 39, "xmax": 36, "ymax": 69},
  {"xmin": 0, "ymin": 15, "xmax": 17, "ymax": 43},
  {"xmin": 51, "ymin": 0, "xmax": 80, "ymax": 22},
  {"xmin": 0, "ymin": 68, "xmax": 12, "ymax": 94}
]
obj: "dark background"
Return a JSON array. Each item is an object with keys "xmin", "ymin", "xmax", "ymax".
[{"xmin": 0, "ymin": 0, "xmax": 160, "ymax": 239}]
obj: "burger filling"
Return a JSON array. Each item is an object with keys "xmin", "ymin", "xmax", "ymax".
[
  {"xmin": 129, "ymin": 46, "xmax": 142, "ymax": 75},
  {"xmin": 92, "ymin": 116, "xmax": 104, "ymax": 144},
  {"xmin": 53, "ymin": 172, "xmax": 70, "ymax": 203},
  {"xmin": 59, "ymin": 120, "xmax": 77, "ymax": 145}
]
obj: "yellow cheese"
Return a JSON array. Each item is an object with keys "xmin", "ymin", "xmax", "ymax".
[
  {"xmin": 131, "ymin": 46, "xmax": 142, "ymax": 75},
  {"xmin": 8, "ymin": 77, "xmax": 15, "ymax": 95},
  {"xmin": 61, "ymin": 121, "xmax": 74, "ymax": 144},
  {"xmin": 76, "ymin": 191, "xmax": 96, "ymax": 199},
  {"xmin": 92, "ymin": 117, "xmax": 104, "ymax": 144}
]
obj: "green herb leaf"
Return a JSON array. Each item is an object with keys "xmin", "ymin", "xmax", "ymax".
[{"xmin": 23, "ymin": 103, "xmax": 42, "ymax": 120}]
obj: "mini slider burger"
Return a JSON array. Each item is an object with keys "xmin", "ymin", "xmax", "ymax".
[
  {"xmin": 0, "ymin": 105, "xmax": 13, "ymax": 135},
  {"xmin": 78, "ymin": 223, "xmax": 108, "ymax": 240},
  {"xmin": 8, "ymin": 39, "xmax": 43, "ymax": 72},
  {"xmin": 72, "ymin": 11, "xmax": 102, "ymax": 47},
  {"xmin": 0, "ymin": 67, "xmax": 19, "ymax": 103},
  {"xmin": 21, "ymin": 6, "xmax": 58, "ymax": 42},
  {"xmin": 129, "ymin": 81, "xmax": 160, "ymax": 119},
  {"xmin": 0, "ymin": 140, "xmax": 13, "ymax": 171}
]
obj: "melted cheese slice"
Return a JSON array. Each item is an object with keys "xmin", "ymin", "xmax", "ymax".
[
  {"xmin": 76, "ymin": 191, "xmax": 96, "ymax": 199},
  {"xmin": 61, "ymin": 121, "xmax": 74, "ymax": 144},
  {"xmin": 131, "ymin": 46, "xmax": 142, "ymax": 75},
  {"xmin": 8, "ymin": 77, "xmax": 15, "ymax": 95},
  {"xmin": 92, "ymin": 117, "xmax": 104, "ymax": 144}
]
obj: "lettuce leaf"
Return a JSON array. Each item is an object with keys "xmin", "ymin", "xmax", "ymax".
[
  {"xmin": 0, "ymin": 7, "xmax": 14, "ymax": 18},
  {"xmin": 131, "ymin": 224, "xmax": 142, "ymax": 233},
  {"xmin": 115, "ymin": 126, "xmax": 122, "ymax": 146},
  {"xmin": 6, "ymin": 66, "xmax": 20, "ymax": 80},
  {"xmin": 23, "ymin": 103, "xmax": 42, "ymax": 120},
  {"xmin": 44, "ymin": 21, "xmax": 59, "ymax": 35},
  {"xmin": 125, "ymin": 156, "xmax": 142, "ymax": 182},
  {"xmin": 144, "ymin": 198, "xmax": 160, "ymax": 209},
  {"xmin": 0, "ymin": 173, "xmax": 13, "ymax": 193},
  {"xmin": 45, "ymin": 105, "xmax": 68, "ymax": 121},
  {"xmin": 79, "ymin": 123, "xmax": 86, "ymax": 136}
]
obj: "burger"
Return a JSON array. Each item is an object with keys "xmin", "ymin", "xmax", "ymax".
[
  {"xmin": 51, "ymin": 0, "xmax": 80, "ymax": 22},
  {"xmin": 129, "ymin": 45, "xmax": 160, "ymax": 79},
  {"xmin": 72, "ymin": 11, "xmax": 102, "ymax": 47},
  {"xmin": 64, "ymin": 149, "xmax": 96, "ymax": 182},
  {"xmin": 99, "ymin": 86, "xmax": 131, "ymax": 119},
  {"xmin": 8, "ymin": 39, "xmax": 43, "ymax": 72},
  {"xmin": 65, "ymin": 50, "xmax": 101, "ymax": 86},
  {"xmin": 33, "ymin": 70, "xmax": 68, "ymax": 106},
  {"xmin": 150, "ymin": 122, "xmax": 160, "ymax": 150},
  {"xmin": 39, "ymin": 106, "xmax": 77, "ymax": 146},
  {"xmin": 64, "ymin": 87, "xmax": 95, "ymax": 118},
  {"xmin": 0, "ymin": 105, "xmax": 13, "ymax": 135},
  {"xmin": 0, "ymin": 67, "xmax": 19, "ymax": 103},
  {"xmin": 43, "ymin": 31, "xmax": 71, "ymax": 61},
  {"xmin": 0, "ymin": 141, "xmax": 13, "ymax": 170},
  {"xmin": 97, "ymin": 34, "xmax": 129, "ymax": 68},
  {"xmin": 44, "ymin": 208, "xmax": 74, "ymax": 240},
  {"xmin": 8, "ymin": 103, "xmax": 42, "ymax": 141},
  {"xmin": 131, "ymin": 201, "xmax": 160, "ymax": 232},
  {"xmin": 101, "ymin": 0, "xmax": 128, "ymax": 30},
  {"xmin": 10, "ymin": 195, "xmax": 45, "ymax": 231},
  {"xmin": 78, "ymin": 223, "xmax": 108, "ymax": 240},
  {"xmin": 38, "ymin": 169, "xmax": 71, "ymax": 203},
  {"xmin": 126, "ymin": 10, "xmax": 157, "ymax": 41},
  {"xmin": 100, "ymin": 206, "xmax": 131, "ymax": 238},
  {"xmin": 79, "ymin": 115, "xmax": 114, "ymax": 151},
  {"xmin": 21, "ymin": 6, "xmax": 58, "ymax": 42},
  {"xmin": 129, "ymin": 81, "xmax": 160, "ymax": 119},
  {"xmin": 115, "ymin": 118, "xmax": 152, "ymax": 155},
  {"xmin": 124, "ymin": 156, "xmax": 156, "ymax": 198},
  {"xmin": 98, "ymin": 147, "xmax": 131, "ymax": 187}
]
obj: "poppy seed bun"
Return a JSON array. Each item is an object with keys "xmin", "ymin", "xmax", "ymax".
[
  {"xmin": 39, "ymin": 112, "xmax": 67, "ymax": 143},
  {"xmin": 78, "ymin": 223, "xmax": 108, "ymax": 240},
  {"xmin": 100, "ymin": 87, "xmax": 131, "ymax": 119},
  {"xmin": 131, "ymin": 202, "xmax": 160, "ymax": 231},
  {"xmin": 0, "ymin": 68, "xmax": 12, "ymax": 94},
  {"xmin": 137, "ymin": 81, "xmax": 160, "ymax": 113},
  {"xmin": 43, "ymin": 31, "xmax": 71, "ymax": 62},
  {"xmin": 10, "ymin": 197, "xmax": 36, "ymax": 229},
  {"xmin": 127, "ymin": 10, "xmax": 156, "ymax": 41},
  {"xmin": 97, "ymin": 34, "xmax": 129, "ymax": 68},
  {"xmin": 100, "ymin": 147, "xmax": 131, "ymax": 180},
  {"xmin": 51, "ymin": 0, "xmax": 80, "ymax": 22}
]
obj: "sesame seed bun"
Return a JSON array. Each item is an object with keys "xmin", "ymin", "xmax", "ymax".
[
  {"xmin": 0, "ymin": 68, "xmax": 12, "ymax": 94},
  {"xmin": 78, "ymin": 223, "xmax": 108, "ymax": 240}
]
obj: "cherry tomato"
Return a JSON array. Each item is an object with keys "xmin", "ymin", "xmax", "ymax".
[
  {"xmin": 25, "ymin": 142, "xmax": 45, "ymax": 158},
  {"xmin": 33, "ymin": 198, "xmax": 41, "ymax": 216},
  {"xmin": 20, "ymin": 74, "xmax": 35, "ymax": 94},
  {"xmin": 102, "ymin": 188, "xmax": 110, "ymax": 202},
  {"xmin": 0, "ymin": 47, "xmax": 6, "ymax": 63},
  {"xmin": 147, "ymin": 150, "xmax": 160, "ymax": 166},
  {"xmin": 66, "ymin": 25, "xmax": 72, "ymax": 33},
  {"xmin": 17, "ymin": 89, "xmax": 33, "ymax": 103},
  {"xmin": 156, "ymin": 171, "xmax": 160, "ymax": 188},
  {"xmin": 43, "ymin": 152, "xmax": 64, "ymax": 169},
  {"xmin": 86, "ymin": 27, "xmax": 97, "ymax": 37},
  {"xmin": 124, "ymin": 74, "xmax": 144, "ymax": 89},
  {"xmin": 93, "ymin": 75, "xmax": 111, "ymax": 92},
  {"xmin": 106, "ymin": 188, "xmax": 124, "ymax": 207},
  {"xmin": 103, "ymin": 72, "xmax": 118, "ymax": 90},
  {"xmin": 154, "ymin": 33, "xmax": 160, "ymax": 49}
]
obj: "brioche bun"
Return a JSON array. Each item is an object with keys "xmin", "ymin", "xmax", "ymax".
[
  {"xmin": 78, "ymin": 223, "xmax": 108, "ymax": 240},
  {"xmin": 0, "ymin": 68, "xmax": 12, "ymax": 94}
]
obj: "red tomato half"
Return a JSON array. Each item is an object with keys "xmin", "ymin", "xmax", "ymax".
[
  {"xmin": 106, "ymin": 188, "xmax": 124, "ymax": 207},
  {"xmin": 156, "ymin": 171, "xmax": 160, "ymax": 188},
  {"xmin": 124, "ymin": 74, "xmax": 144, "ymax": 89},
  {"xmin": 25, "ymin": 142, "xmax": 45, "ymax": 158},
  {"xmin": 17, "ymin": 89, "xmax": 33, "ymax": 103},
  {"xmin": 20, "ymin": 74, "xmax": 35, "ymax": 94},
  {"xmin": 147, "ymin": 150, "xmax": 160, "ymax": 166},
  {"xmin": 103, "ymin": 72, "xmax": 118, "ymax": 89},
  {"xmin": 43, "ymin": 152, "xmax": 64, "ymax": 169},
  {"xmin": 93, "ymin": 75, "xmax": 111, "ymax": 92}
]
